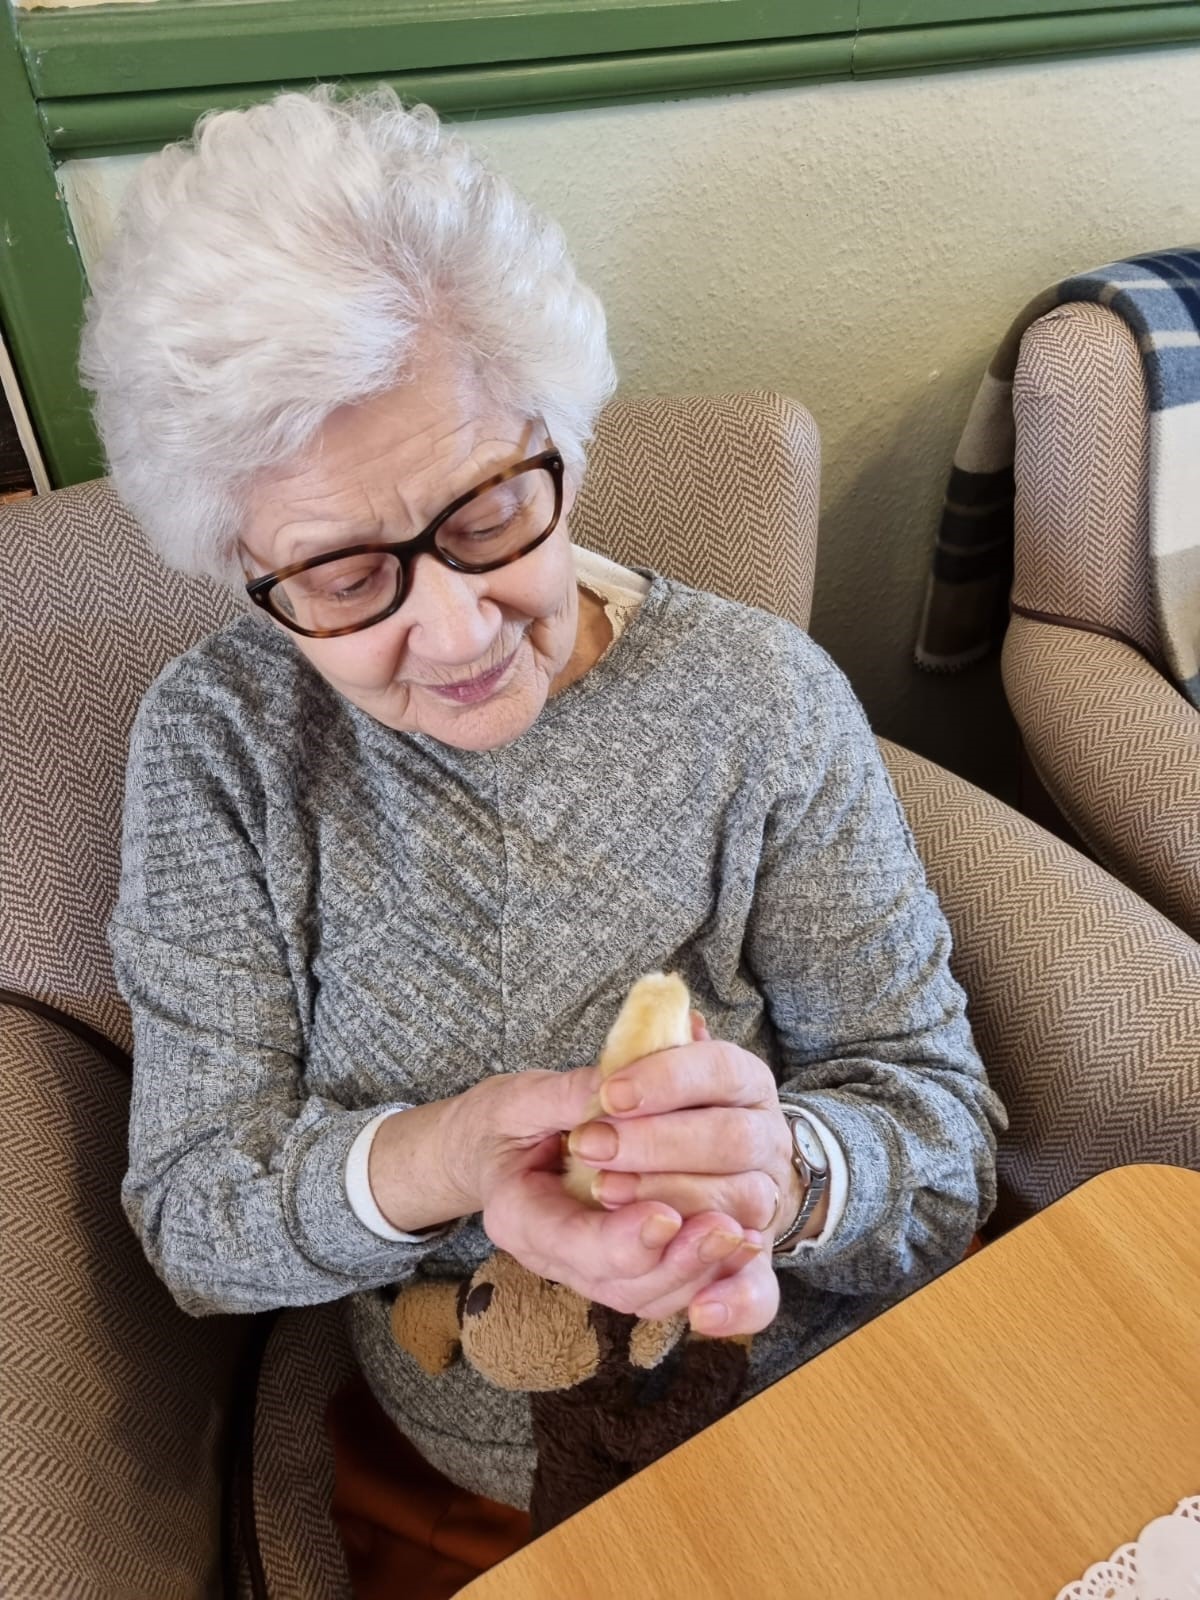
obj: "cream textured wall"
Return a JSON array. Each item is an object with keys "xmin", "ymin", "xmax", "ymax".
[{"xmin": 60, "ymin": 47, "xmax": 1200, "ymax": 797}]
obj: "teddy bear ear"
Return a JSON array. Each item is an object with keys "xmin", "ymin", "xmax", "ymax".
[
  {"xmin": 390, "ymin": 1280, "xmax": 464, "ymax": 1376},
  {"xmin": 628, "ymin": 1312, "xmax": 688, "ymax": 1370},
  {"xmin": 459, "ymin": 1252, "xmax": 601, "ymax": 1392}
]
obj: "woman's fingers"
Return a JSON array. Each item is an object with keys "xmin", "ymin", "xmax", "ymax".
[
  {"xmin": 612, "ymin": 1214, "xmax": 766, "ymax": 1323},
  {"xmin": 493, "ymin": 1063, "xmax": 602, "ymax": 1139},
  {"xmin": 591, "ymin": 1167, "xmax": 782, "ymax": 1232},
  {"xmin": 485, "ymin": 1173, "xmax": 760, "ymax": 1319},
  {"xmin": 609, "ymin": 1210, "xmax": 764, "ymax": 1310},
  {"xmin": 569, "ymin": 1105, "xmax": 787, "ymax": 1178},
  {"xmin": 487, "ymin": 1166, "xmax": 667, "ymax": 1263},
  {"xmin": 688, "ymin": 1249, "xmax": 780, "ymax": 1338},
  {"xmin": 597, "ymin": 1038, "xmax": 777, "ymax": 1118},
  {"xmin": 487, "ymin": 1165, "xmax": 695, "ymax": 1285}
]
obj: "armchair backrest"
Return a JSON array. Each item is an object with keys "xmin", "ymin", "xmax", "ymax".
[
  {"xmin": 1, "ymin": 486, "xmax": 240, "ymax": 1049},
  {"xmin": 0, "ymin": 391, "xmax": 819, "ymax": 1052},
  {"xmin": 572, "ymin": 391, "xmax": 818, "ymax": 632},
  {"xmin": 1011, "ymin": 300, "xmax": 1162, "ymax": 665}
]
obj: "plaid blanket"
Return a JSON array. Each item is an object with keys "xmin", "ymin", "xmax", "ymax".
[{"xmin": 915, "ymin": 248, "xmax": 1200, "ymax": 709}]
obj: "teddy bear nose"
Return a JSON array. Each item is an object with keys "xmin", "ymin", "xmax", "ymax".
[{"xmin": 464, "ymin": 1282, "xmax": 495, "ymax": 1318}]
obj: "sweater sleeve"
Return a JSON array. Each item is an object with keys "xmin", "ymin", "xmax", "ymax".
[
  {"xmin": 110, "ymin": 670, "xmax": 457, "ymax": 1317},
  {"xmin": 744, "ymin": 643, "xmax": 1007, "ymax": 1297}
]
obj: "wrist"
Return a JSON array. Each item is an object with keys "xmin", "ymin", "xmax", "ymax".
[
  {"xmin": 439, "ymin": 1081, "xmax": 488, "ymax": 1217},
  {"xmin": 773, "ymin": 1162, "xmax": 806, "ymax": 1243},
  {"xmin": 367, "ymin": 1095, "xmax": 474, "ymax": 1232}
]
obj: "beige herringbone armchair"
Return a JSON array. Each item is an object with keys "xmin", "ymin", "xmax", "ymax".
[
  {"xmin": 1003, "ymin": 300, "xmax": 1200, "ymax": 940},
  {"xmin": 2, "ymin": 393, "xmax": 1197, "ymax": 1597}
]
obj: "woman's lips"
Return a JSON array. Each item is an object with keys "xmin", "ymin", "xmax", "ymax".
[{"xmin": 424, "ymin": 645, "xmax": 520, "ymax": 705}]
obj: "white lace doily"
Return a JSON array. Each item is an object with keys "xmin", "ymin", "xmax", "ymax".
[{"xmin": 1055, "ymin": 1496, "xmax": 1200, "ymax": 1600}]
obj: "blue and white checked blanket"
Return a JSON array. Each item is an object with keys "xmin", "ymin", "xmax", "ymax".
[{"xmin": 915, "ymin": 247, "xmax": 1200, "ymax": 708}]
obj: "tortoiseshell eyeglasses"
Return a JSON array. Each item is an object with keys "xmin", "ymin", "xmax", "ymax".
[{"xmin": 244, "ymin": 446, "xmax": 564, "ymax": 638}]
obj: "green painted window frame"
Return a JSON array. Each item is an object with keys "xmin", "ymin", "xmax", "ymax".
[{"xmin": 4, "ymin": 0, "xmax": 1200, "ymax": 486}]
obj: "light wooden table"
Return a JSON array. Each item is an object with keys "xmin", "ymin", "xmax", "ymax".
[{"xmin": 464, "ymin": 1164, "xmax": 1200, "ymax": 1599}]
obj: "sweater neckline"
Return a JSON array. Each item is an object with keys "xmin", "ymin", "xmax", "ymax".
[{"xmin": 526, "ymin": 567, "xmax": 670, "ymax": 737}]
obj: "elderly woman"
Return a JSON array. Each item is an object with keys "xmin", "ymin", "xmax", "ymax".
[{"xmin": 83, "ymin": 87, "xmax": 1005, "ymax": 1520}]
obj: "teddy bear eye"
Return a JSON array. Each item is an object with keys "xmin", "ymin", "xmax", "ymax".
[{"xmin": 464, "ymin": 1282, "xmax": 495, "ymax": 1317}]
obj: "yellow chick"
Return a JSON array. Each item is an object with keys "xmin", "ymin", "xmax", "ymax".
[{"xmin": 562, "ymin": 972, "xmax": 695, "ymax": 1206}]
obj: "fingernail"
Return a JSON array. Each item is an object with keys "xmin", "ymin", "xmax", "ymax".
[
  {"xmin": 568, "ymin": 1123, "xmax": 619, "ymax": 1163},
  {"xmin": 594, "ymin": 1171, "xmax": 640, "ymax": 1207},
  {"xmin": 692, "ymin": 1302, "xmax": 729, "ymax": 1333},
  {"xmin": 600, "ymin": 1078, "xmax": 642, "ymax": 1114},
  {"xmin": 641, "ymin": 1214, "xmax": 682, "ymax": 1250},
  {"xmin": 698, "ymin": 1231, "xmax": 743, "ymax": 1264}
]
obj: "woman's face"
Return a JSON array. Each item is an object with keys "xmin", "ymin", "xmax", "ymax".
[{"xmin": 239, "ymin": 365, "xmax": 586, "ymax": 752}]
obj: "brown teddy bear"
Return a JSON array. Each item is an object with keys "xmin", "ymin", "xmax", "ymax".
[
  {"xmin": 390, "ymin": 1248, "xmax": 750, "ymax": 1533},
  {"xmin": 389, "ymin": 974, "xmax": 753, "ymax": 1533}
]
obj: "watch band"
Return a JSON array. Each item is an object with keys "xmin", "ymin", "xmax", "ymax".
[{"xmin": 772, "ymin": 1109, "xmax": 831, "ymax": 1254}]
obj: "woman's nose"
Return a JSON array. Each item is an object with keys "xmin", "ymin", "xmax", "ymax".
[{"xmin": 400, "ymin": 552, "xmax": 498, "ymax": 664}]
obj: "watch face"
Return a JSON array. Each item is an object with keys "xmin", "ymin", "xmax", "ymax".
[{"xmin": 790, "ymin": 1114, "xmax": 830, "ymax": 1175}]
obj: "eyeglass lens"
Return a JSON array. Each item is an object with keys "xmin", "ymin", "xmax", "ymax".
[{"xmin": 269, "ymin": 463, "xmax": 558, "ymax": 634}]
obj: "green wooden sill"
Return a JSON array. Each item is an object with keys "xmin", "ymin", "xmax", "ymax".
[{"xmin": 19, "ymin": 0, "xmax": 1200, "ymax": 157}]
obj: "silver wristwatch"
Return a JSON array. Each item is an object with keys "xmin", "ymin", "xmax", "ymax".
[{"xmin": 772, "ymin": 1109, "xmax": 830, "ymax": 1254}]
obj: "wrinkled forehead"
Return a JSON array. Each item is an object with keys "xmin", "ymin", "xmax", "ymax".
[{"xmin": 239, "ymin": 367, "xmax": 539, "ymax": 573}]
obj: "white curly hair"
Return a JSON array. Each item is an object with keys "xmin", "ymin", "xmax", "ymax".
[{"xmin": 79, "ymin": 85, "xmax": 616, "ymax": 585}]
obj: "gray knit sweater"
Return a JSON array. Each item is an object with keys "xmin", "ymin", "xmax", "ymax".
[{"xmin": 111, "ymin": 569, "xmax": 1006, "ymax": 1507}]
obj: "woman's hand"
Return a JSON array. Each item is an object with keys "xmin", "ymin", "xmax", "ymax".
[
  {"xmin": 570, "ymin": 1021, "xmax": 803, "ymax": 1232},
  {"xmin": 443, "ymin": 1068, "xmax": 767, "ymax": 1327},
  {"xmin": 562, "ymin": 1020, "xmax": 815, "ymax": 1332}
]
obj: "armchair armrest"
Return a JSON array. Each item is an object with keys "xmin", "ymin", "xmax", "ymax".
[
  {"xmin": 0, "ymin": 1001, "xmax": 250, "ymax": 1596},
  {"xmin": 879, "ymin": 743, "xmax": 1200, "ymax": 1230},
  {"xmin": 1003, "ymin": 616, "xmax": 1200, "ymax": 940}
]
